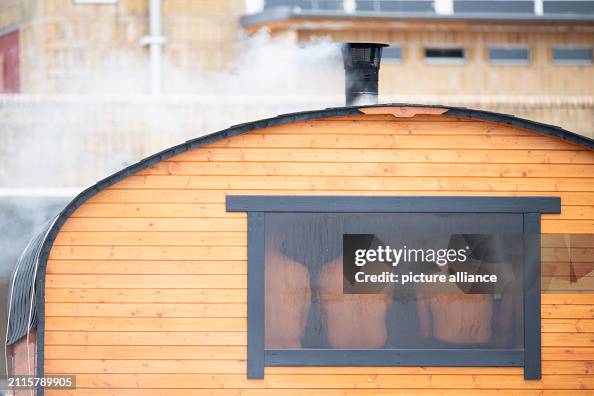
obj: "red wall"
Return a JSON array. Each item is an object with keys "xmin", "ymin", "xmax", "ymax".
[{"xmin": 0, "ymin": 30, "xmax": 20, "ymax": 93}]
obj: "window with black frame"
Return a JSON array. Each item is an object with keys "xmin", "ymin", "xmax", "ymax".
[
  {"xmin": 226, "ymin": 196, "xmax": 560, "ymax": 380},
  {"xmin": 264, "ymin": 213, "xmax": 524, "ymax": 351}
]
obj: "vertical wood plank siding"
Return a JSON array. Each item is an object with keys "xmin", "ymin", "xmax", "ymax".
[{"xmin": 44, "ymin": 114, "xmax": 594, "ymax": 394}]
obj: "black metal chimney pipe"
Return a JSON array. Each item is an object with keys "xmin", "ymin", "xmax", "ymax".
[{"xmin": 341, "ymin": 42, "xmax": 388, "ymax": 106}]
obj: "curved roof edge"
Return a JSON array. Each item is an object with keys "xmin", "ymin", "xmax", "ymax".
[
  {"xmin": 5, "ymin": 103, "xmax": 594, "ymax": 364},
  {"xmin": 6, "ymin": 217, "xmax": 56, "ymax": 345}
]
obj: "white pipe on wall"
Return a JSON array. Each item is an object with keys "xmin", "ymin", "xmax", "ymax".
[
  {"xmin": 140, "ymin": 0, "xmax": 166, "ymax": 95},
  {"xmin": 534, "ymin": 0, "xmax": 544, "ymax": 15}
]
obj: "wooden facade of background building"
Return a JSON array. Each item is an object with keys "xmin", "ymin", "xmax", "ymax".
[
  {"xmin": 246, "ymin": 18, "xmax": 594, "ymax": 97},
  {"xmin": 0, "ymin": 1, "xmax": 592, "ymax": 97}
]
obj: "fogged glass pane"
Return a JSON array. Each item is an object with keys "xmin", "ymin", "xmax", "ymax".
[
  {"xmin": 553, "ymin": 48, "xmax": 593, "ymax": 65},
  {"xmin": 544, "ymin": 1, "xmax": 594, "ymax": 15},
  {"xmin": 264, "ymin": 213, "xmax": 524, "ymax": 350},
  {"xmin": 542, "ymin": 234, "xmax": 594, "ymax": 293},
  {"xmin": 454, "ymin": 0, "xmax": 534, "ymax": 14},
  {"xmin": 317, "ymin": 0, "xmax": 344, "ymax": 10},
  {"xmin": 264, "ymin": 0, "xmax": 343, "ymax": 9},
  {"xmin": 264, "ymin": 0, "xmax": 314, "ymax": 9},
  {"xmin": 379, "ymin": 1, "xmax": 435, "ymax": 13},
  {"xmin": 355, "ymin": 0, "xmax": 377, "ymax": 11},
  {"xmin": 489, "ymin": 47, "xmax": 530, "ymax": 64}
]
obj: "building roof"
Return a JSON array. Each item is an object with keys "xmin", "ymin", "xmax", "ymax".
[
  {"xmin": 5, "ymin": 103, "xmax": 594, "ymax": 372},
  {"xmin": 241, "ymin": 1, "xmax": 594, "ymax": 26}
]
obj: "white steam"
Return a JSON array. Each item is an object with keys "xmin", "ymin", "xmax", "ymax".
[
  {"xmin": 0, "ymin": 31, "xmax": 344, "ymax": 376},
  {"xmin": 1, "ymin": 31, "xmax": 344, "ymax": 189}
]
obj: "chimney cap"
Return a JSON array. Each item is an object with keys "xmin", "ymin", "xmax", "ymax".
[
  {"xmin": 343, "ymin": 42, "xmax": 389, "ymax": 48},
  {"xmin": 341, "ymin": 42, "xmax": 388, "ymax": 106}
]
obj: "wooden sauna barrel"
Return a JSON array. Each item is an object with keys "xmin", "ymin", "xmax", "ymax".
[{"xmin": 6, "ymin": 104, "xmax": 594, "ymax": 394}]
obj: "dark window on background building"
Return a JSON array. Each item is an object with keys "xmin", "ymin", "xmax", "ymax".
[
  {"xmin": 264, "ymin": 0, "xmax": 344, "ymax": 10},
  {"xmin": 355, "ymin": 0, "xmax": 435, "ymax": 12},
  {"xmin": 453, "ymin": 0, "xmax": 534, "ymax": 14},
  {"xmin": 488, "ymin": 47, "xmax": 530, "ymax": 65},
  {"xmin": 0, "ymin": 29, "xmax": 20, "ymax": 93},
  {"xmin": 382, "ymin": 45, "xmax": 402, "ymax": 62},
  {"xmin": 425, "ymin": 47, "xmax": 466, "ymax": 64},
  {"xmin": 553, "ymin": 47, "xmax": 593, "ymax": 65},
  {"xmin": 543, "ymin": 1, "xmax": 594, "ymax": 15},
  {"xmin": 73, "ymin": 0, "xmax": 118, "ymax": 3}
]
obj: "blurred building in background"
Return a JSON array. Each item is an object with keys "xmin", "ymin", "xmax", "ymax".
[
  {"xmin": 0, "ymin": 0, "xmax": 592, "ymax": 188},
  {"xmin": 0, "ymin": 0, "xmax": 244, "ymax": 93},
  {"xmin": 245, "ymin": 0, "xmax": 594, "ymax": 97},
  {"xmin": 0, "ymin": 1, "xmax": 591, "ymax": 132},
  {"xmin": 0, "ymin": 0, "xmax": 591, "ymax": 96}
]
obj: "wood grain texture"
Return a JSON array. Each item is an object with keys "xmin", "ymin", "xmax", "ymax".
[
  {"xmin": 45, "ymin": 288, "xmax": 247, "ymax": 303},
  {"xmin": 43, "ymin": 360, "xmax": 593, "ymax": 375},
  {"xmin": 45, "ymin": 345, "xmax": 247, "ymax": 360},
  {"xmin": 542, "ymin": 295, "xmax": 594, "ymax": 304},
  {"xmin": 28, "ymin": 373, "xmax": 594, "ymax": 389},
  {"xmin": 46, "ymin": 274, "xmax": 246, "ymax": 289},
  {"xmin": 42, "ymin": 331, "xmax": 591, "ymax": 347},
  {"xmin": 44, "ymin": 345, "xmax": 594, "ymax": 361},
  {"xmin": 43, "ymin": 390, "xmax": 594, "ymax": 396},
  {"xmin": 45, "ymin": 317, "xmax": 247, "ymax": 332},
  {"xmin": 45, "ymin": 331, "xmax": 247, "ymax": 346},
  {"xmin": 170, "ymin": 147, "xmax": 594, "ymax": 164},
  {"xmin": 239, "ymin": 120, "xmax": 533, "ymax": 136},
  {"xmin": 45, "ymin": 302, "xmax": 246, "ymax": 318},
  {"xmin": 140, "ymin": 162, "xmax": 594, "ymax": 178},
  {"xmin": 109, "ymin": 175, "xmax": 594, "ymax": 192},
  {"xmin": 45, "ymin": 113, "xmax": 594, "ymax": 392},
  {"xmin": 87, "ymin": 189, "xmax": 594, "ymax": 205},
  {"xmin": 53, "ymin": 231, "xmax": 247, "ymax": 246},
  {"xmin": 46, "ymin": 260, "xmax": 247, "ymax": 275},
  {"xmin": 203, "ymin": 133, "xmax": 580, "ymax": 150},
  {"xmin": 48, "ymin": 246, "xmax": 247, "ymax": 260}
]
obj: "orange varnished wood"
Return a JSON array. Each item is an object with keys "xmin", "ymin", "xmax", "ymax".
[{"xmin": 44, "ymin": 113, "xmax": 594, "ymax": 392}]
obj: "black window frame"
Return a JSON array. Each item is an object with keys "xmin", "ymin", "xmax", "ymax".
[
  {"xmin": 355, "ymin": 0, "xmax": 435, "ymax": 13},
  {"xmin": 226, "ymin": 195, "xmax": 561, "ymax": 380},
  {"xmin": 488, "ymin": 46, "xmax": 531, "ymax": 65},
  {"xmin": 453, "ymin": 0, "xmax": 535, "ymax": 14},
  {"xmin": 552, "ymin": 47, "xmax": 593, "ymax": 65},
  {"xmin": 424, "ymin": 47, "xmax": 467, "ymax": 64},
  {"xmin": 263, "ymin": 0, "xmax": 344, "ymax": 10}
]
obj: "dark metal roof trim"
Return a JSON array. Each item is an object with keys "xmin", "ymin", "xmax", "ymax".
[
  {"xmin": 240, "ymin": 8, "xmax": 594, "ymax": 26},
  {"xmin": 442, "ymin": 107, "xmax": 594, "ymax": 149},
  {"xmin": 226, "ymin": 195, "xmax": 561, "ymax": 213},
  {"xmin": 6, "ymin": 218, "xmax": 55, "ymax": 345},
  {"xmin": 4, "ymin": 103, "xmax": 593, "ymax": 391}
]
